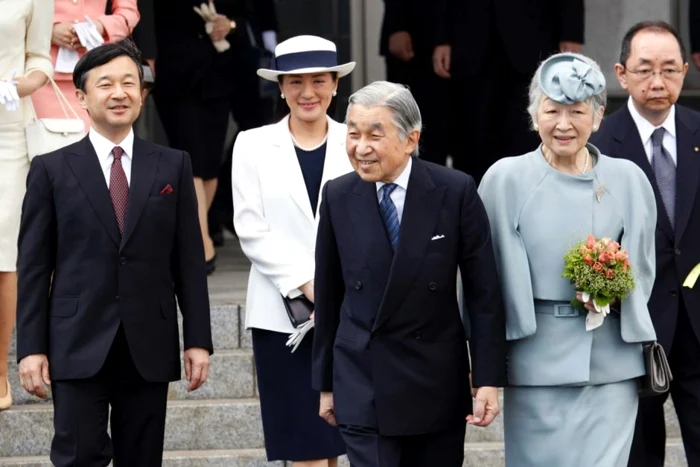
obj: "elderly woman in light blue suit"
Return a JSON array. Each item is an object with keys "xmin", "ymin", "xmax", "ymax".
[{"xmin": 478, "ymin": 52, "xmax": 657, "ymax": 466}]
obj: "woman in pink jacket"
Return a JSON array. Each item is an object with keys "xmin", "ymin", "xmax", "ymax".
[{"xmin": 32, "ymin": 0, "xmax": 139, "ymax": 131}]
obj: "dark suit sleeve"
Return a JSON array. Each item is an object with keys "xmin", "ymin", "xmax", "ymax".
[
  {"xmin": 433, "ymin": 0, "xmax": 449, "ymax": 46},
  {"xmin": 458, "ymin": 176, "xmax": 507, "ymax": 387},
  {"xmin": 173, "ymin": 151, "xmax": 213, "ymax": 353},
  {"xmin": 383, "ymin": 0, "xmax": 408, "ymax": 37},
  {"xmin": 691, "ymin": 0, "xmax": 700, "ymax": 53},
  {"xmin": 312, "ymin": 182, "xmax": 344, "ymax": 392},
  {"xmin": 16, "ymin": 157, "xmax": 56, "ymax": 362},
  {"xmin": 132, "ymin": 0, "xmax": 157, "ymax": 60},
  {"xmin": 557, "ymin": 0, "xmax": 585, "ymax": 44}
]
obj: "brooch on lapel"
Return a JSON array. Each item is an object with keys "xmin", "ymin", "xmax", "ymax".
[{"xmin": 596, "ymin": 184, "xmax": 605, "ymax": 203}]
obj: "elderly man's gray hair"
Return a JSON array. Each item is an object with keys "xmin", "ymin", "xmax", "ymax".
[
  {"xmin": 527, "ymin": 53, "xmax": 607, "ymax": 130},
  {"xmin": 346, "ymin": 81, "xmax": 423, "ymax": 156}
]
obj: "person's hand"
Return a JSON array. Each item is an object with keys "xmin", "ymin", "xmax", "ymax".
[
  {"xmin": 559, "ymin": 41, "xmax": 583, "ymax": 53},
  {"xmin": 433, "ymin": 45, "xmax": 451, "ymax": 78},
  {"xmin": 52, "ymin": 23, "xmax": 79, "ymax": 49},
  {"xmin": 467, "ymin": 386, "xmax": 500, "ymax": 427},
  {"xmin": 576, "ymin": 292, "xmax": 616, "ymax": 314},
  {"xmin": 210, "ymin": 14, "xmax": 234, "ymax": 42},
  {"xmin": 91, "ymin": 18, "xmax": 105, "ymax": 37},
  {"xmin": 692, "ymin": 53, "xmax": 700, "ymax": 71},
  {"xmin": 319, "ymin": 391, "xmax": 337, "ymax": 426},
  {"xmin": 18, "ymin": 354, "xmax": 51, "ymax": 399},
  {"xmin": 389, "ymin": 31, "xmax": 414, "ymax": 62},
  {"xmin": 184, "ymin": 347, "xmax": 210, "ymax": 392},
  {"xmin": 299, "ymin": 280, "xmax": 315, "ymax": 303}
]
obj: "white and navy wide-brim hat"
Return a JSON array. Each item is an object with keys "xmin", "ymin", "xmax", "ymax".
[{"xmin": 257, "ymin": 35, "xmax": 356, "ymax": 81}]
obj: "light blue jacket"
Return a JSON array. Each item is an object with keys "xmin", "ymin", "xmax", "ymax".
[{"xmin": 477, "ymin": 145, "xmax": 657, "ymax": 386}]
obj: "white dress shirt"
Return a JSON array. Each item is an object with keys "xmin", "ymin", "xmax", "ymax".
[
  {"xmin": 627, "ymin": 97, "xmax": 677, "ymax": 167},
  {"xmin": 89, "ymin": 127, "xmax": 135, "ymax": 188},
  {"xmin": 376, "ymin": 157, "xmax": 412, "ymax": 223}
]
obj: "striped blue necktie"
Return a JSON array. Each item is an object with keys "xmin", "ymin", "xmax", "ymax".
[
  {"xmin": 379, "ymin": 183, "xmax": 400, "ymax": 251},
  {"xmin": 651, "ymin": 128, "xmax": 676, "ymax": 228}
]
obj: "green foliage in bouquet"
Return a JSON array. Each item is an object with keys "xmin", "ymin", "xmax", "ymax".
[{"xmin": 562, "ymin": 234, "xmax": 635, "ymax": 309}]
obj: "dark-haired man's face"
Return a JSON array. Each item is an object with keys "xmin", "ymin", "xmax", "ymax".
[
  {"xmin": 76, "ymin": 55, "xmax": 142, "ymax": 133},
  {"xmin": 614, "ymin": 31, "xmax": 688, "ymax": 116}
]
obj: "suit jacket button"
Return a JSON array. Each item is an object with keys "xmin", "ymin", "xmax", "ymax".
[
  {"xmin": 355, "ymin": 281, "xmax": 362, "ymax": 290},
  {"xmin": 120, "ymin": 257, "xmax": 126, "ymax": 265},
  {"xmin": 116, "ymin": 295, "xmax": 120, "ymax": 301},
  {"xmin": 371, "ymin": 331, "xmax": 380, "ymax": 340},
  {"xmin": 675, "ymin": 248, "xmax": 681, "ymax": 255},
  {"xmin": 414, "ymin": 331, "xmax": 421, "ymax": 340},
  {"xmin": 670, "ymin": 290, "xmax": 678, "ymax": 297},
  {"xmin": 428, "ymin": 282, "xmax": 437, "ymax": 291}
]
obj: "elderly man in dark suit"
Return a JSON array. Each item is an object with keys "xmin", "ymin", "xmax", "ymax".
[
  {"xmin": 312, "ymin": 81, "xmax": 507, "ymax": 467},
  {"xmin": 16, "ymin": 41, "xmax": 212, "ymax": 467},
  {"xmin": 432, "ymin": 0, "xmax": 584, "ymax": 183},
  {"xmin": 591, "ymin": 21, "xmax": 700, "ymax": 467}
]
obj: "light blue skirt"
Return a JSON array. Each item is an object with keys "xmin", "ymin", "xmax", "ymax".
[{"xmin": 504, "ymin": 380, "xmax": 638, "ymax": 467}]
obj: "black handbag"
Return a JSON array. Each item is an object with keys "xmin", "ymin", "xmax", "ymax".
[
  {"xmin": 281, "ymin": 294, "xmax": 313, "ymax": 328},
  {"xmin": 639, "ymin": 342, "xmax": 673, "ymax": 398}
]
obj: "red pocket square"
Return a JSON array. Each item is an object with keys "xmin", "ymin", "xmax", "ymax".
[{"xmin": 160, "ymin": 184, "xmax": 174, "ymax": 195}]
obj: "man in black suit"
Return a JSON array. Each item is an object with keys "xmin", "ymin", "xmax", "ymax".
[
  {"xmin": 432, "ymin": 0, "xmax": 584, "ymax": 182},
  {"xmin": 16, "ymin": 41, "xmax": 213, "ymax": 466},
  {"xmin": 591, "ymin": 21, "xmax": 700, "ymax": 467},
  {"xmin": 312, "ymin": 81, "xmax": 507, "ymax": 467},
  {"xmin": 379, "ymin": 0, "xmax": 450, "ymax": 166}
]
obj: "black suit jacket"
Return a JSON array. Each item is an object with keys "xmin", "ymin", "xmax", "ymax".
[
  {"xmin": 153, "ymin": 0, "xmax": 250, "ymax": 98},
  {"xmin": 433, "ymin": 0, "xmax": 584, "ymax": 76},
  {"xmin": 380, "ymin": 0, "xmax": 438, "ymax": 66},
  {"xmin": 312, "ymin": 158, "xmax": 506, "ymax": 436},
  {"xmin": 591, "ymin": 105, "xmax": 700, "ymax": 352},
  {"xmin": 17, "ymin": 135, "xmax": 213, "ymax": 382}
]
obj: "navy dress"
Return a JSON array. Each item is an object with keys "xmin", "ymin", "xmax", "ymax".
[{"xmin": 253, "ymin": 142, "xmax": 346, "ymax": 461}]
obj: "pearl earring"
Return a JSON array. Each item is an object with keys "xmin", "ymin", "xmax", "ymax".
[
  {"xmin": 332, "ymin": 91, "xmax": 337, "ymax": 97},
  {"xmin": 533, "ymin": 124, "xmax": 539, "ymax": 131},
  {"xmin": 281, "ymin": 93, "xmax": 285, "ymax": 99}
]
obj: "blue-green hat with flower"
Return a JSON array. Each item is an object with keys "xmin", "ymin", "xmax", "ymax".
[{"xmin": 539, "ymin": 53, "xmax": 606, "ymax": 104}]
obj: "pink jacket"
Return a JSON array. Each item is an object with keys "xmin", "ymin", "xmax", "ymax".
[{"xmin": 51, "ymin": 0, "xmax": 140, "ymax": 82}]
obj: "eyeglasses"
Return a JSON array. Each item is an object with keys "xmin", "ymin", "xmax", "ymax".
[{"xmin": 626, "ymin": 68, "xmax": 684, "ymax": 80}]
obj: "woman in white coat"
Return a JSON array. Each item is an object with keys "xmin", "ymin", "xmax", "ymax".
[{"xmin": 232, "ymin": 35, "xmax": 354, "ymax": 466}]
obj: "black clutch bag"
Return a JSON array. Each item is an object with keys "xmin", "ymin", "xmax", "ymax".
[
  {"xmin": 281, "ymin": 294, "xmax": 313, "ymax": 328},
  {"xmin": 639, "ymin": 342, "xmax": 673, "ymax": 398}
]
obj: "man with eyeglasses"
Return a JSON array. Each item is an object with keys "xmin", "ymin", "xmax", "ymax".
[{"xmin": 592, "ymin": 21, "xmax": 700, "ymax": 467}]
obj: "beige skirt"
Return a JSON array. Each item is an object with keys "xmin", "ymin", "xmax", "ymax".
[{"xmin": 0, "ymin": 121, "xmax": 29, "ymax": 271}]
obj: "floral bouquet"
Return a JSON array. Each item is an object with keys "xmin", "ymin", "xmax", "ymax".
[{"xmin": 562, "ymin": 234, "xmax": 635, "ymax": 331}]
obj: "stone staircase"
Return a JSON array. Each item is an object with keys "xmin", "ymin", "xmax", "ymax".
[{"xmin": 0, "ymin": 239, "xmax": 690, "ymax": 466}]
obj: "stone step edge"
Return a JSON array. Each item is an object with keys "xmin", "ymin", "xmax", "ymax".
[
  {"xmin": 0, "ymin": 448, "xmax": 268, "ymax": 463},
  {"xmin": 3, "ymin": 398, "xmax": 261, "ymax": 413},
  {"xmin": 0, "ymin": 438, "xmax": 686, "ymax": 462}
]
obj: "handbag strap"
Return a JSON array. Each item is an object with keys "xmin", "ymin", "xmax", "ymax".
[{"xmin": 25, "ymin": 69, "xmax": 82, "ymax": 121}]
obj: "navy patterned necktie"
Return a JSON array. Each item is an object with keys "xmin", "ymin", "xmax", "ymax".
[
  {"xmin": 651, "ymin": 128, "xmax": 676, "ymax": 228},
  {"xmin": 379, "ymin": 183, "xmax": 400, "ymax": 251},
  {"xmin": 110, "ymin": 146, "xmax": 129, "ymax": 235}
]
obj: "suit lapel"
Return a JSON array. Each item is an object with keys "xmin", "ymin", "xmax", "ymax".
[
  {"xmin": 348, "ymin": 178, "xmax": 394, "ymax": 291},
  {"xmin": 120, "ymin": 137, "xmax": 159, "ymax": 250},
  {"xmin": 613, "ymin": 107, "xmax": 674, "ymax": 242},
  {"xmin": 315, "ymin": 119, "xmax": 349, "ymax": 226},
  {"xmin": 272, "ymin": 117, "xmax": 316, "ymax": 225},
  {"xmin": 674, "ymin": 109, "xmax": 700, "ymax": 244},
  {"xmin": 65, "ymin": 137, "xmax": 120, "ymax": 248},
  {"xmin": 373, "ymin": 158, "xmax": 446, "ymax": 331}
]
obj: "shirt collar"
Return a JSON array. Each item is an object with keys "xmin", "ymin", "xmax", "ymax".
[
  {"xmin": 376, "ymin": 157, "xmax": 413, "ymax": 193},
  {"xmin": 88, "ymin": 127, "xmax": 135, "ymax": 163},
  {"xmin": 627, "ymin": 96, "xmax": 676, "ymax": 143}
]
